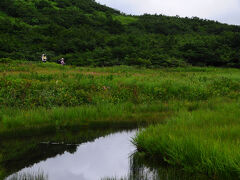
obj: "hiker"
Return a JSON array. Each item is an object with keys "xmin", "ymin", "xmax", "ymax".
[
  {"xmin": 41, "ymin": 54, "xmax": 47, "ymax": 63},
  {"xmin": 60, "ymin": 58, "xmax": 65, "ymax": 65}
]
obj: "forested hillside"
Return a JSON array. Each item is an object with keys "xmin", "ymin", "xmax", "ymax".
[{"xmin": 0, "ymin": 0, "xmax": 240, "ymax": 67}]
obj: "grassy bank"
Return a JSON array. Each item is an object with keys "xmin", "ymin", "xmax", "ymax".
[
  {"xmin": 134, "ymin": 99, "xmax": 240, "ymax": 179},
  {"xmin": 0, "ymin": 102, "xmax": 171, "ymax": 138}
]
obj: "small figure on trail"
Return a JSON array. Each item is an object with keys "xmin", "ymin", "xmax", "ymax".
[
  {"xmin": 60, "ymin": 58, "xmax": 65, "ymax": 65},
  {"xmin": 57, "ymin": 58, "xmax": 65, "ymax": 65},
  {"xmin": 41, "ymin": 54, "xmax": 47, "ymax": 63}
]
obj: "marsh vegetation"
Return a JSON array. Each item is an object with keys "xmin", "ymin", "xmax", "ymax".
[{"xmin": 0, "ymin": 61, "xmax": 240, "ymax": 179}]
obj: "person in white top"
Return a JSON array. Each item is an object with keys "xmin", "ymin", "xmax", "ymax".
[
  {"xmin": 42, "ymin": 54, "xmax": 47, "ymax": 63},
  {"xmin": 60, "ymin": 58, "xmax": 65, "ymax": 65}
]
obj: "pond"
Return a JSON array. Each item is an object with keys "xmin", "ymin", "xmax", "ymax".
[{"xmin": 3, "ymin": 129, "xmax": 208, "ymax": 180}]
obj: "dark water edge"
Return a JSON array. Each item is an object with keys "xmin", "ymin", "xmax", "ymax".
[{"xmin": 1, "ymin": 128, "xmax": 210, "ymax": 180}]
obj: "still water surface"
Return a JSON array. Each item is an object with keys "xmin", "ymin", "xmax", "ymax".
[
  {"xmin": 6, "ymin": 130, "xmax": 136, "ymax": 180},
  {"xmin": 5, "ymin": 129, "xmax": 208, "ymax": 180}
]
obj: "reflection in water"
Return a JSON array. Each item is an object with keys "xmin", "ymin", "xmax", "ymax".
[
  {"xmin": 6, "ymin": 170, "xmax": 48, "ymax": 180},
  {"xmin": 6, "ymin": 131, "xmax": 136, "ymax": 180},
  {"xmin": 128, "ymin": 153, "xmax": 208, "ymax": 180},
  {"xmin": 5, "ymin": 130, "xmax": 209, "ymax": 180},
  {"xmin": 1, "ymin": 128, "xmax": 123, "ymax": 176}
]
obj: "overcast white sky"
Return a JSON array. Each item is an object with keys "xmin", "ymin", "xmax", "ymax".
[{"xmin": 96, "ymin": 0, "xmax": 240, "ymax": 25}]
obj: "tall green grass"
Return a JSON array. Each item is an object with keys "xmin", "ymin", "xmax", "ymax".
[
  {"xmin": 1, "ymin": 63, "xmax": 240, "ymax": 108},
  {"xmin": 0, "ymin": 102, "xmax": 172, "ymax": 138},
  {"xmin": 134, "ymin": 99, "xmax": 240, "ymax": 178}
]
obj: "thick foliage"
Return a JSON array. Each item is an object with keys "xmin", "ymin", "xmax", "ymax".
[{"xmin": 0, "ymin": 0, "xmax": 240, "ymax": 67}]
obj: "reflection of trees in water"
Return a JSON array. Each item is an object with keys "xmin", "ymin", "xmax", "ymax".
[
  {"xmin": 103, "ymin": 153, "xmax": 209, "ymax": 180},
  {"xmin": 2, "ymin": 128, "xmax": 135, "ymax": 179},
  {"xmin": 3, "ymin": 129, "xmax": 209, "ymax": 180},
  {"xmin": 6, "ymin": 170, "xmax": 48, "ymax": 180},
  {"xmin": 129, "ymin": 153, "xmax": 209, "ymax": 180},
  {"xmin": 129, "ymin": 153, "xmax": 159, "ymax": 180}
]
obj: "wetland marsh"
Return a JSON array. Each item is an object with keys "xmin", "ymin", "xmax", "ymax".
[{"xmin": 1, "ymin": 61, "xmax": 240, "ymax": 179}]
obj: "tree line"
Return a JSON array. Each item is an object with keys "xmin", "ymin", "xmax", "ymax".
[{"xmin": 0, "ymin": 0, "xmax": 240, "ymax": 67}]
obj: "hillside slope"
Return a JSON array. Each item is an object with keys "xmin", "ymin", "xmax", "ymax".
[{"xmin": 0, "ymin": 0, "xmax": 240, "ymax": 67}]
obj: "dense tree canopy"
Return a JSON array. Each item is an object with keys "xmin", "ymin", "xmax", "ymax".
[{"xmin": 0, "ymin": 0, "xmax": 240, "ymax": 67}]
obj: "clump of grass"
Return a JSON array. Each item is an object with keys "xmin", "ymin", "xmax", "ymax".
[{"xmin": 134, "ymin": 99, "xmax": 240, "ymax": 178}]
